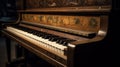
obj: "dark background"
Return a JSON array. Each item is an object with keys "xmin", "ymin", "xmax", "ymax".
[
  {"xmin": 0, "ymin": 0, "xmax": 16, "ymax": 18},
  {"xmin": 110, "ymin": 0, "xmax": 120, "ymax": 65}
]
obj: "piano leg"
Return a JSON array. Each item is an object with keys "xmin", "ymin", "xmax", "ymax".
[
  {"xmin": 5, "ymin": 37, "xmax": 11, "ymax": 67},
  {"xmin": 15, "ymin": 44, "xmax": 24, "ymax": 58},
  {"xmin": 5, "ymin": 38, "xmax": 26, "ymax": 67},
  {"xmin": 6, "ymin": 37, "xmax": 11, "ymax": 62}
]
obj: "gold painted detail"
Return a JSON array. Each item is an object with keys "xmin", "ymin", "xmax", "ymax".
[
  {"xmin": 89, "ymin": 18, "xmax": 98, "ymax": 28},
  {"xmin": 22, "ymin": 14, "xmax": 100, "ymax": 32}
]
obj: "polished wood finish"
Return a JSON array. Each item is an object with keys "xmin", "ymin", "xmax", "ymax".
[
  {"xmin": 18, "ymin": 6, "xmax": 111, "ymax": 13},
  {"xmin": 2, "ymin": 0, "xmax": 111, "ymax": 67}
]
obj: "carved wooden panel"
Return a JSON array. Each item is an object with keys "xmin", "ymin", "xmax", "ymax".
[
  {"xmin": 22, "ymin": 14, "xmax": 100, "ymax": 32},
  {"xmin": 23, "ymin": 0, "xmax": 111, "ymax": 9}
]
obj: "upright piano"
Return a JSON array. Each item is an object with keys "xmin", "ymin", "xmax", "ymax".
[{"xmin": 1, "ymin": 0, "xmax": 111, "ymax": 67}]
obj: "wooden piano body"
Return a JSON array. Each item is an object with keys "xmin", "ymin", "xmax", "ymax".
[{"xmin": 1, "ymin": 0, "xmax": 111, "ymax": 67}]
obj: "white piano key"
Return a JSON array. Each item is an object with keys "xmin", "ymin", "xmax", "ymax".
[{"xmin": 6, "ymin": 26, "xmax": 67, "ymax": 58}]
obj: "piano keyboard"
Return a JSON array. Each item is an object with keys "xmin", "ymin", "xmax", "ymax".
[{"xmin": 6, "ymin": 26, "xmax": 74, "ymax": 59}]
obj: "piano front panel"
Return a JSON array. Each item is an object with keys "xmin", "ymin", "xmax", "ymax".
[{"xmin": 22, "ymin": 14, "xmax": 100, "ymax": 33}]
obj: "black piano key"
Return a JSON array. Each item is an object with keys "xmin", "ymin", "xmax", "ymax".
[
  {"xmin": 49, "ymin": 37, "xmax": 57, "ymax": 41},
  {"xmin": 13, "ymin": 25, "xmax": 75, "ymax": 47},
  {"xmin": 58, "ymin": 40, "xmax": 64, "ymax": 44},
  {"xmin": 44, "ymin": 34, "xmax": 52, "ymax": 39},
  {"xmin": 56, "ymin": 37, "xmax": 67, "ymax": 43},
  {"xmin": 49, "ymin": 37, "xmax": 54, "ymax": 41},
  {"xmin": 62, "ymin": 42, "xmax": 68, "ymax": 46}
]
